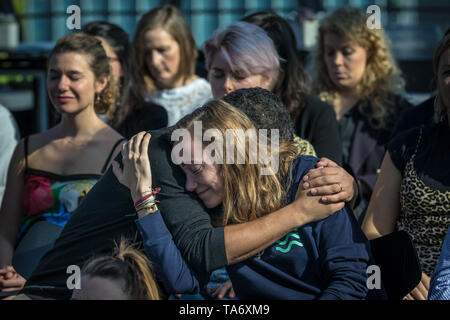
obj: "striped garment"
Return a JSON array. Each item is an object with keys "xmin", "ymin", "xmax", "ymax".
[{"xmin": 429, "ymin": 226, "xmax": 450, "ymax": 300}]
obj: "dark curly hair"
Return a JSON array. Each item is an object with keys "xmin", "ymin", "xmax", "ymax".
[{"xmin": 222, "ymin": 87, "xmax": 295, "ymax": 142}]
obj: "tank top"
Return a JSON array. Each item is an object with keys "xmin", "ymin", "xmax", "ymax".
[
  {"xmin": 18, "ymin": 136, "xmax": 125, "ymax": 242},
  {"xmin": 397, "ymin": 128, "xmax": 450, "ymax": 276}
]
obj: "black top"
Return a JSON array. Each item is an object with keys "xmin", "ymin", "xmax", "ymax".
[
  {"xmin": 339, "ymin": 107, "xmax": 358, "ymax": 166},
  {"xmin": 295, "ymin": 95, "xmax": 343, "ymax": 165},
  {"xmin": 391, "ymin": 95, "xmax": 435, "ymax": 139},
  {"xmin": 116, "ymin": 102, "xmax": 168, "ymax": 139},
  {"xmin": 21, "ymin": 129, "xmax": 226, "ymax": 299},
  {"xmin": 388, "ymin": 121, "xmax": 450, "ymax": 189},
  {"xmin": 339, "ymin": 95, "xmax": 411, "ymax": 218}
]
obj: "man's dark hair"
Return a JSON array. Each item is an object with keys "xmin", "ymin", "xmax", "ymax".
[{"xmin": 222, "ymin": 87, "xmax": 295, "ymax": 142}]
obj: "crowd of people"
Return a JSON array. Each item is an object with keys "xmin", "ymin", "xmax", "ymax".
[{"xmin": 0, "ymin": 5, "xmax": 449, "ymax": 300}]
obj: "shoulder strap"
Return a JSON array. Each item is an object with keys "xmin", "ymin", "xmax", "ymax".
[
  {"xmin": 23, "ymin": 136, "xmax": 29, "ymax": 170},
  {"xmin": 413, "ymin": 127, "xmax": 423, "ymax": 156},
  {"xmin": 101, "ymin": 138, "xmax": 126, "ymax": 173}
]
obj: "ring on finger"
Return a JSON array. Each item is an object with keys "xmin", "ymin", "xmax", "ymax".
[{"xmin": 337, "ymin": 183, "xmax": 343, "ymax": 193}]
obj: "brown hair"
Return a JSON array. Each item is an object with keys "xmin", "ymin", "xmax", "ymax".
[
  {"xmin": 433, "ymin": 33, "xmax": 450, "ymax": 123},
  {"xmin": 48, "ymin": 32, "xmax": 118, "ymax": 115},
  {"xmin": 173, "ymin": 100, "xmax": 298, "ymax": 226},
  {"xmin": 81, "ymin": 238, "xmax": 162, "ymax": 300},
  {"xmin": 314, "ymin": 7, "xmax": 405, "ymax": 130},
  {"xmin": 133, "ymin": 5, "xmax": 198, "ymax": 93}
]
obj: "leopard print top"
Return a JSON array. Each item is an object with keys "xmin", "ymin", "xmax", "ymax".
[{"xmin": 397, "ymin": 129, "xmax": 450, "ymax": 276}]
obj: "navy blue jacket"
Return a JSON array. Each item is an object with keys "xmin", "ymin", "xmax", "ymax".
[{"xmin": 136, "ymin": 156, "xmax": 371, "ymax": 299}]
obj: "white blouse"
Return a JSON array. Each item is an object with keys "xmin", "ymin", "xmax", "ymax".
[{"xmin": 145, "ymin": 78, "xmax": 213, "ymax": 126}]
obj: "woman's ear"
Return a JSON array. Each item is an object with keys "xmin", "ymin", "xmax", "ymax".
[{"xmin": 95, "ymin": 76, "xmax": 109, "ymax": 94}]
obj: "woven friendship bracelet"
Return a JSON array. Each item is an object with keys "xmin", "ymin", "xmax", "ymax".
[{"xmin": 134, "ymin": 187, "xmax": 161, "ymax": 207}]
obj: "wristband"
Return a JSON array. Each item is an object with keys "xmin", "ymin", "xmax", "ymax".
[{"xmin": 134, "ymin": 187, "xmax": 161, "ymax": 207}]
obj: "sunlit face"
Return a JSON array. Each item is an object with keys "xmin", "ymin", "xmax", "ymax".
[
  {"xmin": 96, "ymin": 36, "xmax": 123, "ymax": 84},
  {"xmin": 323, "ymin": 33, "xmax": 368, "ymax": 92},
  {"xmin": 71, "ymin": 276, "xmax": 128, "ymax": 300},
  {"xmin": 178, "ymin": 138, "xmax": 225, "ymax": 209},
  {"xmin": 47, "ymin": 52, "xmax": 107, "ymax": 115},
  {"xmin": 144, "ymin": 28, "xmax": 181, "ymax": 89},
  {"xmin": 208, "ymin": 50, "xmax": 271, "ymax": 99},
  {"xmin": 437, "ymin": 48, "xmax": 450, "ymax": 111}
]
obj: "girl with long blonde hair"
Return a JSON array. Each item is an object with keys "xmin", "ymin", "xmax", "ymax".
[{"xmin": 113, "ymin": 99, "xmax": 371, "ymax": 300}]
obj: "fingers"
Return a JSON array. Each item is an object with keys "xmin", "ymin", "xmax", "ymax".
[
  {"xmin": 422, "ymin": 272, "xmax": 430, "ymax": 290},
  {"xmin": 308, "ymin": 184, "xmax": 343, "ymax": 196},
  {"xmin": 316, "ymin": 157, "xmax": 338, "ymax": 168},
  {"xmin": 304, "ymin": 167, "xmax": 342, "ymax": 185},
  {"xmin": 409, "ymin": 282, "xmax": 428, "ymax": 300},
  {"xmin": 111, "ymin": 160, "xmax": 123, "ymax": 184},
  {"xmin": 0, "ymin": 266, "xmax": 15, "ymax": 274},
  {"xmin": 212, "ymin": 281, "xmax": 233, "ymax": 299},
  {"xmin": 123, "ymin": 132, "xmax": 149, "ymax": 162},
  {"xmin": 140, "ymin": 133, "xmax": 151, "ymax": 157},
  {"xmin": 227, "ymin": 287, "xmax": 236, "ymax": 299},
  {"xmin": 0, "ymin": 277, "xmax": 26, "ymax": 291},
  {"xmin": 133, "ymin": 132, "xmax": 146, "ymax": 156},
  {"xmin": 319, "ymin": 193, "xmax": 350, "ymax": 204}
]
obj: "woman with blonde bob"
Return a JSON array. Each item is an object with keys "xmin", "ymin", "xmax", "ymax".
[
  {"xmin": 362, "ymin": 32, "xmax": 450, "ymax": 300},
  {"xmin": 113, "ymin": 100, "xmax": 372, "ymax": 300},
  {"xmin": 313, "ymin": 7, "xmax": 411, "ymax": 217}
]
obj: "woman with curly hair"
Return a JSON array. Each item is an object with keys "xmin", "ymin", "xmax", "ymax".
[
  {"xmin": 242, "ymin": 12, "xmax": 342, "ymax": 164},
  {"xmin": 313, "ymin": 7, "xmax": 412, "ymax": 217},
  {"xmin": 0, "ymin": 33, "xmax": 125, "ymax": 295}
]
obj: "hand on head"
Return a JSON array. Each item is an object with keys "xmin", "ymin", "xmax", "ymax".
[{"xmin": 112, "ymin": 131, "xmax": 152, "ymax": 203}]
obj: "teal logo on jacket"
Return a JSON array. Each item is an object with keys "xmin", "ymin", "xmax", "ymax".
[{"xmin": 275, "ymin": 232, "xmax": 304, "ymax": 253}]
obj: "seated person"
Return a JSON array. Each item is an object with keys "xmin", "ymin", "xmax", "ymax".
[
  {"xmin": 17, "ymin": 89, "xmax": 355, "ymax": 300},
  {"xmin": 115, "ymin": 101, "xmax": 372, "ymax": 299},
  {"xmin": 0, "ymin": 33, "xmax": 124, "ymax": 294}
]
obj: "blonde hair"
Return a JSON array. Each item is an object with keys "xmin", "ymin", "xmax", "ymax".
[
  {"xmin": 314, "ymin": 7, "xmax": 405, "ymax": 129},
  {"xmin": 173, "ymin": 100, "xmax": 298, "ymax": 226},
  {"xmin": 82, "ymin": 238, "xmax": 162, "ymax": 300},
  {"xmin": 433, "ymin": 33, "xmax": 450, "ymax": 123}
]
